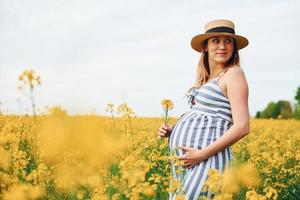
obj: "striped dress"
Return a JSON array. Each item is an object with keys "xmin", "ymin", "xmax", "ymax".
[{"xmin": 168, "ymin": 70, "xmax": 234, "ymax": 200}]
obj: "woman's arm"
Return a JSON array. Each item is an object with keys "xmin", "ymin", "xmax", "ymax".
[{"xmin": 201, "ymin": 67, "xmax": 250, "ymax": 159}]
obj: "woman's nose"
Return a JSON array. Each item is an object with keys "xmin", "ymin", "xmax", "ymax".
[{"xmin": 218, "ymin": 41, "xmax": 226, "ymax": 49}]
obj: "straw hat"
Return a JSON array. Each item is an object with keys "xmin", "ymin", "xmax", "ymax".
[{"xmin": 191, "ymin": 19, "xmax": 249, "ymax": 52}]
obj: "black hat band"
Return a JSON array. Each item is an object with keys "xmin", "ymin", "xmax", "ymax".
[{"xmin": 205, "ymin": 26, "xmax": 235, "ymax": 34}]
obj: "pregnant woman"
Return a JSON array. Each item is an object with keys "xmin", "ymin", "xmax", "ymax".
[{"xmin": 158, "ymin": 19, "xmax": 250, "ymax": 199}]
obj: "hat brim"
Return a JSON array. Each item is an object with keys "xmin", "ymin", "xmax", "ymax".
[{"xmin": 191, "ymin": 33, "xmax": 249, "ymax": 52}]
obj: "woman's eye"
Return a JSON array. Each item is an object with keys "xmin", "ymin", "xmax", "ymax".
[
  {"xmin": 212, "ymin": 39, "xmax": 219, "ymax": 43},
  {"xmin": 225, "ymin": 39, "xmax": 233, "ymax": 43}
]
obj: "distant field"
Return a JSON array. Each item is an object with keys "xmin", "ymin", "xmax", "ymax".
[{"xmin": 0, "ymin": 115, "xmax": 299, "ymax": 200}]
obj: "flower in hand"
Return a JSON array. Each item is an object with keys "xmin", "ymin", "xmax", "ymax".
[
  {"xmin": 158, "ymin": 99, "xmax": 174, "ymax": 139},
  {"xmin": 161, "ymin": 99, "xmax": 174, "ymax": 125},
  {"xmin": 177, "ymin": 146, "xmax": 206, "ymax": 169}
]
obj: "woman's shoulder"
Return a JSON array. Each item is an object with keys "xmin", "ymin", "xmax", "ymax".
[
  {"xmin": 225, "ymin": 65, "xmax": 246, "ymax": 79},
  {"xmin": 224, "ymin": 66, "xmax": 248, "ymax": 88}
]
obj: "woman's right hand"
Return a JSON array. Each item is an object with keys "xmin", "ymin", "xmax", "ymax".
[{"xmin": 158, "ymin": 124, "xmax": 173, "ymax": 138}]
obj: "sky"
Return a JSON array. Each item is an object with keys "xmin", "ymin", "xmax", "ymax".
[{"xmin": 0, "ymin": 0, "xmax": 299, "ymax": 117}]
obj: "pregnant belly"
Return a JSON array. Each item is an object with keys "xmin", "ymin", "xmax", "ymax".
[{"xmin": 169, "ymin": 114, "xmax": 217, "ymax": 156}]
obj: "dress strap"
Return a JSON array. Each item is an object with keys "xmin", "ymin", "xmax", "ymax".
[{"xmin": 215, "ymin": 68, "xmax": 230, "ymax": 81}]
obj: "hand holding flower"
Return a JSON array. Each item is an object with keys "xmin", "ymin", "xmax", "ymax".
[
  {"xmin": 158, "ymin": 124, "xmax": 173, "ymax": 138},
  {"xmin": 158, "ymin": 99, "xmax": 174, "ymax": 139}
]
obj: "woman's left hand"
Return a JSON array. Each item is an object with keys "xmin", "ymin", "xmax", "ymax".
[{"xmin": 177, "ymin": 146, "xmax": 206, "ymax": 169}]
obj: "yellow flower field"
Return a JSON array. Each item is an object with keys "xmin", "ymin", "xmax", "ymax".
[{"xmin": 0, "ymin": 109, "xmax": 299, "ymax": 200}]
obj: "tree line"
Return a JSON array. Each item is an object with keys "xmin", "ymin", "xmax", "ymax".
[{"xmin": 255, "ymin": 86, "xmax": 300, "ymax": 119}]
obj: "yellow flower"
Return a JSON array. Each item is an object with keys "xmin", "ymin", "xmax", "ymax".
[
  {"xmin": 263, "ymin": 187, "xmax": 278, "ymax": 200},
  {"xmin": 160, "ymin": 98, "xmax": 174, "ymax": 125},
  {"xmin": 236, "ymin": 162, "xmax": 260, "ymax": 188},
  {"xmin": 0, "ymin": 148, "xmax": 10, "ymax": 170},
  {"xmin": 161, "ymin": 99, "xmax": 174, "ymax": 110},
  {"xmin": 111, "ymin": 193, "xmax": 120, "ymax": 200},
  {"xmin": 246, "ymin": 190, "xmax": 266, "ymax": 200},
  {"xmin": 203, "ymin": 168, "xmax": 220, "ymax": 193},
  {"xmin": 141, "ymin": 184, "xmax": 155, "ymax": 197},
  {"xmin": 76, "ymin": 190, "xmax": 85, "ymax": 199},
  {"xmin": 175, "ymin": 194, "xmax": 186, "ymax": 200},
  {"xmin": 221, "ymin": 167, "xmax": 240, "ymax": 194}
]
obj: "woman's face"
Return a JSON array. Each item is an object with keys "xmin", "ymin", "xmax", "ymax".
[{"xmin": 206, "ymin": 36, "xmax": 234, "ymax": 65}]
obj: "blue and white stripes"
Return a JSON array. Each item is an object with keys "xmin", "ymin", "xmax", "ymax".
[
  {"xmin": 188, "ymin": 78, "xmax": 233, "ymax": 124},
  {"xmin": 168, "ymin": 74, "xmax": 234, "ymax": 200}
]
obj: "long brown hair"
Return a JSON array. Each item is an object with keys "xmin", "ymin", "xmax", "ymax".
[{"xmin": 186, "ymin": 38, "xmax": 240, "ymax": 95}]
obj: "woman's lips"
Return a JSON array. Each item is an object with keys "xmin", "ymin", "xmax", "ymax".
[{"xmin": 216, "ymin": 53, "xmax": 227, "ymax": 55}]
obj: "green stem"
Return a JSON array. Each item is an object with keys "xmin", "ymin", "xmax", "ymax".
[{"xmin": 164, "ymin": 109, "xmax": 169, "ymax": 125}]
